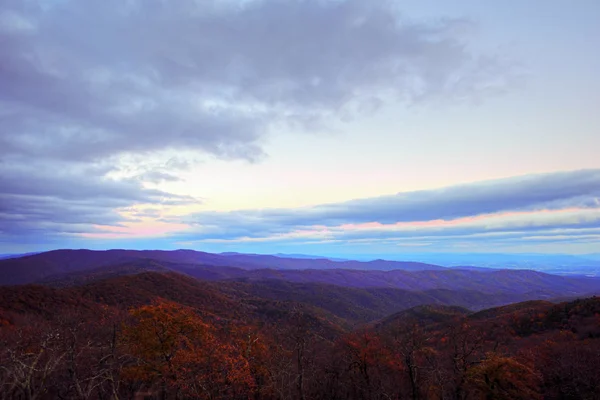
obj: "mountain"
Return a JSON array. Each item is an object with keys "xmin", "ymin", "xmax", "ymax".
[
  {"xmin": 274, "ymin": 253, "xmax": 350, "ymax": 261},
  {"xmin": 223, "ymin": 252, "xmax": 348, "ymax": 261},
  {"xmin": 194, "ymin": 266, "xmax": 600, "ymax": 297},
  {"xmin": 381, "ymin": 252, "xmax": 600, "ymax": 275},
  {"xmin": 468, "ymin": 300, "xmax": 554, "ymax": 321},
  {"xmin": 0, "ymin": 249, "xmax": 447, "ymax": 285},
  {"xmin": 3, "ymin": 250, "xmax": 600, "ymax": 305},
  {"xmin": 0, "ymin": 252, "xmax": 39, "ymax": 260},
  {"xmin": 37, "ymin": 259, "xmax": 171, "ymax": 287},
  {"xmin": 213, "ymin": 280, "xmax": 536, "ymax": 326},
  {"xmin": 0, "ymin": 267, "xmax": 591, "ymax": 330},
  {"xmin": 10, "ymin": 265, "xmax": 600, "ymax": 330},
  {"xmin": 2, "ymin": 265, "xmax": 585, "ymax": 329},
  {"xmin": 374, "ymin": 304, "xmax": 470, "ymax": 330},
  {"xmin": 0, "ymin": 271, "xmax": 346, "ymax": 339},
  {"xmin": 32, "ymin": 264, "xmax": 536, "ymax": 323},
  {"xmin": 218, "ymin": 252, "xmax": 445, "ymax": 271},
  {"xmin": 2, "ymin": 264, "xmax": 600, "ymax": 399}
]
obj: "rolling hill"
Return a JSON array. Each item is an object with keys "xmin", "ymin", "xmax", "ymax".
[
  {"xmin": 2, "ymin": 250, "xmax": 600, "ymax": 306},
  {"xmin": 0, "ymin": 249, "xmax": 445, "ymax": 285},
  {"xmin": 2, "ymin": 260, "xmax": 600, "ymax": 399}
]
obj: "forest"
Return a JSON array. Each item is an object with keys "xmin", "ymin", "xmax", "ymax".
[{"xmin": 1, "ymin": 267, "xmax": 600, "ymax": 400}]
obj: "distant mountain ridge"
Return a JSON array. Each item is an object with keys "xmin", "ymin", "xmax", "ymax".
[
  {"xmin": 369, "ymin": 252, "xmax": 600, "ymax": 276},
  {"xmin": 218, "ymin": 251, "xmax": 445, "ymax": 271},
  {"xmin": 1, "ymin": 250, "xmax": 599, "ymax": 307},
  {"xmin": 0, "ymin": 270, "xmax": 591, "ymax": 329},
  {"xmin": 0, "ymin": 248, "xmax": 446, "ymax": 286},
  {"xmin": 0, "ymin": 252, "xmax": 39, "ymax": 260}
]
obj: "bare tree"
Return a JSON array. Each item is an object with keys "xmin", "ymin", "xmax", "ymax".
[{"xmin": 0, "ymin": 326, "xmax": 66, "ymax": 400}]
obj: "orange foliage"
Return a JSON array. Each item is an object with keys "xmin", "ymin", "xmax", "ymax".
[
  {"xmin": 122, "ymin": 298, "xmax": 254, "ymax": 399},
  {"xmin": 467, "ymin": 352, "xmax": 542, "ymax": 400}
]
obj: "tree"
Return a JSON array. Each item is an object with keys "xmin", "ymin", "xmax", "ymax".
[
  {"xmin": 122, "ymin": 298, "xmax": 253, "ymax": 400},
  {"xmin": 54, "ymin": 307, "xmax": 132, "ymax": 400},
  {"xmin": 466, "ymin": 352, "xmax": 541, "ymax": 400},
  {"xmin": 388, "ymin": 323, "xmax": 437, "ymax": 400},
  {"xmin": 0, "ymin": 322, "xmax": 65, "ymax": 400},
  {"xmin": 439, "ymin": 320, "xmax": 486, "ymax": 400},
  {"xmin": 338, "ymin": 330, "xmax": 392, "ymax": 400}
]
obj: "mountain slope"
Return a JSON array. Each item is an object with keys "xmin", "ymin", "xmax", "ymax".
[
  {"xmin": 214, "ymin": 280, "xmax": 527, "ymax": 325},
  {"xmin": 0, "ymin": 249, "xmax": 446, "ymax": 285},
  {"xmin": 0, "ymin": 271, "xmax": 347, "ymax": 339},
  {"xmin": 31, "ymin": 256, "xmax": 600, "ymax": 301},
  {"xmin": 375, "ymin": 304, "xmax": 470, "ymax": 330},
  {"xmin": 0, "ymin": 249, "xmax": 260, "ymax": 285},
  {"xmin": 220, "ymin": 252, "xmax": 445, "ymax": 271}
]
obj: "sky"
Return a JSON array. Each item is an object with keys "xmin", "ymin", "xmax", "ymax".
[{"xmin": 1, "ymin": 0, "xmax": 599, "ymax": 257}]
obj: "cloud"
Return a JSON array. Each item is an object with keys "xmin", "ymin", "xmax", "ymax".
[
  {"xmin": 177, "ymin": 170, "xmax": 600, "ymax": 245},
  {"xmin": 184, "ymin": 169, "xmax": 600, "ymax": 229},
  {"xmin": 135, "ymin": 171, "xmax": 182, "ymax": 184},
  {"xmin": 0, "ymin": 162, "xmax": 194, "ymax": 240},
  {"xmin": 1, "ymin": 0, "xmax": 511, "ymax": 165},
  {"xmin": 0, "ymin": 0, "xmax": 516, "ymax": 244}
]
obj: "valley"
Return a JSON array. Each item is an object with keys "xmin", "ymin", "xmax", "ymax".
[{"xmin": 1, "ymin": 250, "xmax": 599, "ymax": 399}]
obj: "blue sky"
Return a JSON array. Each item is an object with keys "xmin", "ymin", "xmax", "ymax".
[{"xmin": 1, "ymin": 0, "xmax": 599, "ymax": 256}]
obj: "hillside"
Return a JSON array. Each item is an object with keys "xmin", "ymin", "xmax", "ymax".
[
  {"xmin": 0, "ymin": 249, "xmax": 446, "ymax": 285},
  {"xmin": 0, "ymin": 271, "xmax": 346, "ymax": 339},
  {"xmin": 0, "ymin": 271, "xmax": 522, "ymax": 328},
  {"xmin": 1, "ymin": 269, "xmax": 600, "ymax": 399},
  {"xmin": 374, "ymin": 304, "xmax": 471, "ymax": 330},
  {"xmin": 211, "ymin": 267, "xmax": 600, "ymax": 295},
  {"xmin": 215, "ymin": 280, "xmax": 552, "ymax": 325},
  {"xmin": 0, "ymin": 249, "xmax": 257, "ymax": 285},
  {"xmin": 219, "ymin": 252, "xmax": 445, "ymax": 271},
  {"xmin": 3, "ymin": 251, "xmax": 599, "ymax": 305}
]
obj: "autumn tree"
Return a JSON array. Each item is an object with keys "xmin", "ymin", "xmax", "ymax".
[
  {"xmin": 337, "ymin": 329, "xmax": 393, "ymax": 400},
  {"xmin": 466, "ymin": 352, "xmax": 541, "ymax": 400},
  {"xmin": 387, "ymin": 323, "xmax": 438, "ymax": 400},
  {"xmin": 437, "ymin": 319, "xmax": 487, "ymax": 400},
  {"xmin": 122, "ymin": 298, "xmax": 254, "ymax": 399},
  {"xmin": 533, "ymin": 331, "xmax": 600, "ymax": 399},
  {"xmin": 226, "ymin": 324, "xmax": 275, "ymax": 400}
]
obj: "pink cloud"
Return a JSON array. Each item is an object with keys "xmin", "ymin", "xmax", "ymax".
[{"xmin": 81, "ymin": 220, "xmax": 189, "ymax": 239}]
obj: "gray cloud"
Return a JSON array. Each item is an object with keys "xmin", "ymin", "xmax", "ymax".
[
  {"xmin": 1, "ymin": 0, "xmax": 511, "ymax": 164},
  {"xmin": 0, "ymin": 163, "xmax": 194, "ymax": 239},
  {"xmin": 135, "ymin": 171, "xmax": 182, "ymax": 184},
  {"xmin": 180, "ymin": 169, "xmax": 600, "ymax": 240},
  {"xmin": 0, "ymin": 0, "xmax": 514, "ymax": 241}
]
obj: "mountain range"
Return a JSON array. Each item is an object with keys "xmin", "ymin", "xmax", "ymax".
[
  {"xmin": 2, "ymin": 249, "xmax": 600, "ymax": 399},
  {"xmin": 1, "ymin": 249, "xmax": 599, "ymax": 314}
]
